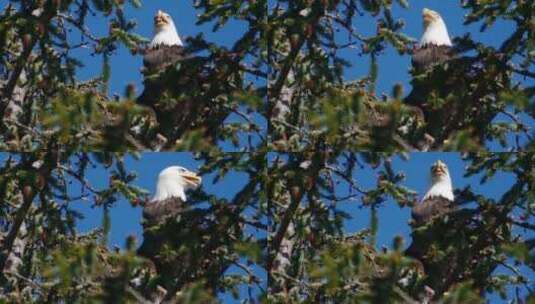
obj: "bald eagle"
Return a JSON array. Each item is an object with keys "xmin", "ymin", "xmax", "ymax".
[
  {"xmin": 134, "ymin": 9, "xmax": 245, "ymax": 148},
  {"xmin": 138, "ymin": 166, "xmax": 201, "ymax": 255},
  {"xmin": 403, "ymin": 8, "xmax": 501, "ymax": 148},
  {"xmin": 404, "ymin": 8, "xmax": 458, "ymax": 138},
  {"xmin": 411, "ymin": 160, "xmax": 454, "ymax": 225},
  {"xmin": 406, "ymin": 160, "xmax": 455, "ymax": 261},
  {"xmin": 404, "ymin": 160, "xmax": 456, "ymax": 298},
  {"xmin": 411, "ymin": 8, "xmax": 455, "ymax": 72},
  {"xmin": 404, "ymin": 160, "xmax": 506, "ymax": 297},
  {"xmin": 135, "ymin": 166, "xmax": 202, "ymax": 300},
  {"xmin": 135, "ymin": 166, "xmax": 235, "ymax": 299},
  {"xmin": 137, "ymin": 10, "xmax": 186, "ymax": 110},
  {"xmin": 142, "ymin": 10, "xmax": 184, "ymax": 74},
  {"xmin": 136, "ymin": 10, "xmax": 194, "ymax": 146},
  {"xmin": 140, "ymin": 166, "xmax": 201, "ymax": 228}
]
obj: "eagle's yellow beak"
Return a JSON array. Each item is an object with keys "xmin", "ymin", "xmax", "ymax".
[
  {"xmin": 431, "ymin": 160, "xmax": 447, "ymax": 176},
  {"xmin": 422, "ymin": 8, "xmax": 436, "ymax": 27},
  {"xmin": 181, "ymin": 171, "xmax": 202, "ymax": 188},
  {"xmin": 154, "ymin": 10, "xmax": 167, "ymax": 28}
]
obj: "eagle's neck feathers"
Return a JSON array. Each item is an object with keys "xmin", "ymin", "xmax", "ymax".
[
  {"xmin": 152, "ymin": 177, "xmax": 186, "ymax": 202},
  {"xmin": 422, "ymin": 174, "xmax": 454, "ymax": 202},
  {"xmin": 419, "ymin": 18, "xmax": 452, "ymax": 47},
  {"xmin": 149, "ymin": 24, "xmax": 183, "ymax": 49}
]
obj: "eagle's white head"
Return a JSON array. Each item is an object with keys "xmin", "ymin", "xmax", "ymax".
[
  {"xmin": 422, "ymin": 160, "xmax": 454, "ymax": 202},
  {"xmin": 149, "ymin": 10, "xmax": 183, "ymax": 48},
  {"xmin": 152, "ymin": 166, "xmax": 202, "ymax": 202},
  {"xmin": 419, "ymin": 8, "xmax": 452, "ymax": 47}
]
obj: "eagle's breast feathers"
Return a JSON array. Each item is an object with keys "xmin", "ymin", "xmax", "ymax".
[
  {"xmin": 143, "ymin": 45, "xmax": 184, "ymax": 73},
  {"xmin": 142, "ymin": 196, "xmax": 184, "ymax": 227},
  {"xmin": 412, "ymin": 44, "xmax": 455, "ymax": 72},
  {"xmin": 411, "ymin": 195, "xmax": 453, "ymax": 226}
]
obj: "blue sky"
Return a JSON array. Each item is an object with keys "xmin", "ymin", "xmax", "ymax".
[
  {"xmin": 267, "ymin": 152, "xmax": 524, "ymax": 257},
  {"xmin": 0, "ymin": 152, "xmax": 258, "ymax": 252},
  {"xmin": 268, "ymin": 0, "xmax": 523, "ymax": 94},
  {"xmin": 0, "ymin": 0, "xmax": 266, "ymax": 149}
]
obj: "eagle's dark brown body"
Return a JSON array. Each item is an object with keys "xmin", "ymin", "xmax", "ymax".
[
  {"xmin": 411, "ymin": 44, "xmax": 455, "ymax": 72},
  {"xmin": 405, "ymin": 193, "xmax": 502, "ymax": 298},
  {"xmin": 411, "ymin": 195, "xmax": 453, "ymax": 226},
  {"xmin": 142, "ymin": 45, "xmax": 184, "ymax": 73},
  {"xmin": 137, "ymin": 45, "xmax": 185, "ymax": 108},
  {"xmin": 406, "ymin": 195, "xmax": 455, "ymax": 264},
  {"xmin": 142, "ymin": 197, "xmax": 184, "ymax": 227},
  {"xmin": 137, "ymin": 197, "xmax": 184, "ymax": 259},
  {"xmin": 136, "ymin": 42, "xmax": 233, "ymax": 148},
  {"xmin": 404, "ymin": 42, "xmax": 509, "ymax": 148},
  {"xmin": 137, "ymin": 198, "xmax": 233, "ymax": 300},
  {"xmin": 136, "ymin": 44, "xmax": 195, "ymax": 145}
]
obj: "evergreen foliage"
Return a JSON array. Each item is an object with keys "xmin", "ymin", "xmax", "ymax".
[
  {"xmin": 0, "ymin": 152, "xmax": 266, "ymax": 302},
  {"xmin": 0, "ymin": 0, "xmax": 265, "ymax": 152},
  {"xmin": 268, "ymin": 152, "xmax": 534, "ymax": 303},
  {"xmin": 269, "ymin": 0, "xmax": 534, "ymax": 151}
]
